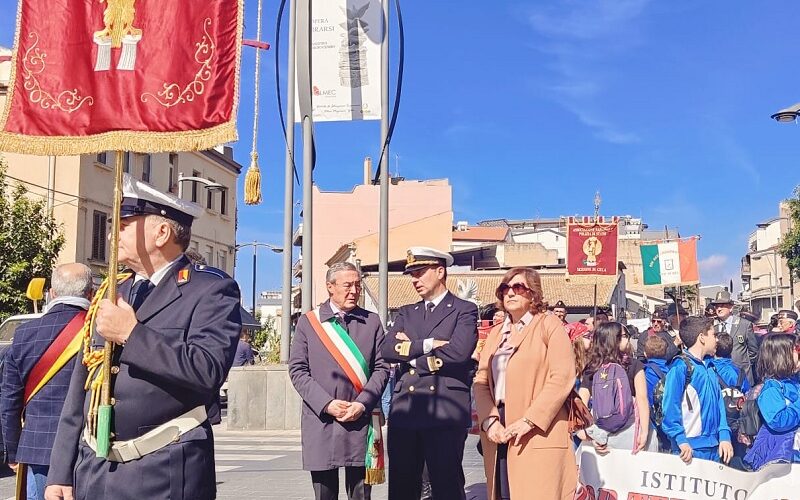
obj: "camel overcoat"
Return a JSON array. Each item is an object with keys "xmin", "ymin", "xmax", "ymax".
[{"xmin": 473, "ymin": 313, "xmax": 577, "ymax": 500}]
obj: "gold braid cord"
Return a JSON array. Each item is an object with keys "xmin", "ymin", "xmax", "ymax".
[{"xmin": 82, "ymin": 273, "xmax": 132, "ymax": 436}]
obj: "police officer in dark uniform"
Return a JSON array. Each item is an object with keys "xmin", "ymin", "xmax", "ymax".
[
  {"xmin": 45, "ymin": 175, "xmax": 242, "ymax": 500},
  {"xmin": 382, "ymin": 247, "xmax": 478, "ymax": 500},
  {"xmin": 552, "ymin": 300, "xmax": 568, "ymax": 324}
]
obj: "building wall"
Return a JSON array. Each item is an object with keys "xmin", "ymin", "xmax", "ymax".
[
  {"xmin": 511, "ymin": 229, "xmax": 566, "ymax": 260},
  {"xmin": 309, "ymin": 179, "xmax": 453, "ymax": 306}
]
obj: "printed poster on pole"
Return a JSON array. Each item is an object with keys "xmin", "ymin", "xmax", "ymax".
[
  {"xmin": 295, "ymin": 0, "xmax": 383, "ymax": 122},
  {"xmin": 566, "ymin": 216, "xmax": 619, "ymax": 277}
]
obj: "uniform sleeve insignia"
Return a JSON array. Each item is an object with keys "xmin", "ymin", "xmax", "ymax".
[
  {"xmin": 177, "ymin": 268, "xmax": 190, "ymax": 284},
  {"xmin": 394, "ymin": 340, "xmax": 411, "ymax": 357},
  {"xmin": 427, "ymin": 356, "xmax": 443, "ymax": 372}
]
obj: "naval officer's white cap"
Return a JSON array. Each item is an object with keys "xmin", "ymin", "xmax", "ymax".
[
  {"xmin": 404, "ymin": 247, "xmax": 454, "ymax": 274},
  {"xmin": 120, "ymin": 174, "xmax": 204, "ymax": 227}
]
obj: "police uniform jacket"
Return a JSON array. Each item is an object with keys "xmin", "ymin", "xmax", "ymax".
[
  {"xmin": 381, "ymin": 292, "xmax": 478, "ymax": 429},
  {"xmin": 47, "ymin": 256, "xmax": 242, "ymax": 500},
  {"xmin": 1, "ymin": 303, "xmax": 84, "ymax": 466},
  {"xmin": 716, "ymin": 314, "xmax": 758, "ymax": 386},
  {"xmin": 289, "ymin": 300, "xmax": 389, "ymax": 471}
]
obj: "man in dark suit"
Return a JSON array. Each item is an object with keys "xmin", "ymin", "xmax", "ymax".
[
  {"xmin": 712, "ymin": 290, "xmax": 758, "ymax": 386},
  {"xmin": 635, "ymin": 309, "xmax": 680, "ymax": 362},
  {"xmin": 44, "ymin": 175, "xmax": 242, "ymax": 500},
  {"xmin": 289, "ymin": 261, "xmax": 388, "ymax": 500},
  {"xmin": 1, "ymin": 263, "xmax": 93, "ymax": 500},
  {"xmin": 382, "ymin": 247, "xmax": 478, "ymax": 500}
]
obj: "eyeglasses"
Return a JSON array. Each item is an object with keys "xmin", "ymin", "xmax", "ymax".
[
  {"xmin": 336, "ymin": 282, "xmax": 362, "ymax": 291},
  {"xmin": 496, "ymin": 283, "xmax": 532, "ymax": 299},
  {"xmin": 651, "ymin": 319, "xmax": 666, "ymax": 325}
]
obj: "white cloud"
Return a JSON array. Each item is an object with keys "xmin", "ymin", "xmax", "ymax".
[
  {"xmin": 698, "ymin": 253, "xmax": 740, "ymax": 290},
  {"xmin": 527, "ymin": 0, "xmax": 651, "ymax": 144}
]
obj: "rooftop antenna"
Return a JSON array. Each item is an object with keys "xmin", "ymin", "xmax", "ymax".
[{"xmin": 594, "ymin": 191, "xmax": 602, "ymax": 221}]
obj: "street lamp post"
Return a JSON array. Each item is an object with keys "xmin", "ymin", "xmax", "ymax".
[
  {"xmin": 177, "ymin": 172, "xmax": 228, "ymax": 199},
  {"xmin": 234, "ymin": 242, "xmax": 283, "ymax": 315}
]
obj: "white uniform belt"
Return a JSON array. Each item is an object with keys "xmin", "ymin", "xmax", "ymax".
[{"xmin": 83, "ymin": 405, "xmax": 207, "ymax": 463}]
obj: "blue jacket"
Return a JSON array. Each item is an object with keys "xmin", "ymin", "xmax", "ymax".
[
  {"xmin": 757, "ymin": 378, "xmax": 800, "ymax": 463},
  {"xmin": 0, "ymin": 303, "xmax": 84, "ymax": 465},
  {"xmin": 644, "ymin": 358, "xmax": 668, "ymax": 407},
  {"xmin": 709, "ymin": 357, "xmax": 750, "ymax": 394},
  {"xmin": 661, "ymin": 351, "xmax": 731, "ymax": 451}
]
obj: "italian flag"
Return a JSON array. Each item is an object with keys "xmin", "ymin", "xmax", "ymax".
[{"xmin": 640, "ymin": 238, "xmax": 699, "ymax": 286}]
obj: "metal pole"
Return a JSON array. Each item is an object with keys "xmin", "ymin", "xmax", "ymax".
[
  {"xmin": 252, "ymin": 243, "xmax": 257, "ymax": 315},
  {"xmin": 378, "ymin": 0, "xmax": 390, "ymax": 326},
  {"xmin": 301, "ymin": 117, "xmax": 313, "ymax": 312},
  {"xmin": 774, "ymin": 249, "xmax": 780, "ymax": 309},
  {"xmin": 178, "ymin": 172, "xmax": 184, "ymax": 199},
  {"xmin": 280, "ymin": 0, "xmax": 298, "ymax": 362}
]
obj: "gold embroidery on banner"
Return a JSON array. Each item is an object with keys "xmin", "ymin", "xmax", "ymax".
[
  {"xmin": 21, "ymin": 33, "xmax": 94, "ymax": 114},
  {"xmin": 140, "ymin": 18, "xmax": 215, "ymax": 108},
  {"xmin": 94, "ymin": 0, "xmax": 141, "ymax": 49}
]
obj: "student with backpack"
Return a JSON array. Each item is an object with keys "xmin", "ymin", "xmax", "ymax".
[
  {"xmin": 661, "ymin": 316, "xmax": 734, "ymax": 465},
  {"xmin": 709, "ymin": 333, "xmax": 750, "ymax": 469},
  {"xmin": 643, "ymin": 335, "xmax": 671, "ymax": 452},
  {"xmin": 578, "ymin": 322, "xmax": 656, "ymax": 455},
  {"xmin": 742, "ymin": 333, "xmax": 800, "ymax": 470}
]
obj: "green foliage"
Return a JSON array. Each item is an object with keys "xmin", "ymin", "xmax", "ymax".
[
  {"xmin": 0, "ymin": 156, "xmax": 65, "ymax": 321},
  {"xmin": 251, "ymin": 314, "xmax": 281, "ymax": 364},
  {"xmin": 780, "ymin": 186, "xmax": 800, "ymax": 280}
]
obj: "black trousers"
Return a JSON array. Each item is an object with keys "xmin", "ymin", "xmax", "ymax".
[
  {"xmin": 496, "ymin": 404, "xmax": 511, "ymax": 500},
  {"xmin": 388, "ymin": 426, "xmax": 467, "ymax": 500},
  {"xmin": 310, "ymin": 467, "xmax": 371, "ymax": 500}
]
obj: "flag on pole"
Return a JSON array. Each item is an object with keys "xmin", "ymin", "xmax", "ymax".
[
  {"xmin": 640, "ymin": 238, "xmax": 700, "ymax": 286},
  {"xmin": 0, "ymin": 0, "xmax": 243, "ymax": 155}
]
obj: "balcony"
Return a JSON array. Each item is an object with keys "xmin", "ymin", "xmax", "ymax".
[{"xmin": 740, "ymin": 257, "xmax": 751, "ymax": 277}]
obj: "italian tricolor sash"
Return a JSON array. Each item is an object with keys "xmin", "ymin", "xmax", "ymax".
[{"xmin": 306, "ymin": 308, "xmax": 385, "ymax": 485}]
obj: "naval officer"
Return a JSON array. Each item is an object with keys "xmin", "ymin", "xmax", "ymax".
[
  {"xmin": 382, "ymin": 247, "xmax": 478, "ymax": 500},
  {"xmin": 45, "ymin": 175, "xmax": 242, "ymax": 500}
]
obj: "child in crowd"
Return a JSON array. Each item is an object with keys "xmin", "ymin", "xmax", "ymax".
[
  {"xmin": 661, "ymin": 316, "xmax": 733, "ymax": 464},
  {"xmin": 567, "ymin": 321, "xmax": 591, "ymax": 378},
  {"xmin": 579, "ymin": 322, "xmax": 656, "ymax": 455},
  {"xmin": 643, "ymin": 335, "xmax": 671, "ymax": 452},
  {"xmin": 710, "ymin": 333, "xmax": 751, "ymax": 394},
  {"xmin": 743, "ymin": 333, "xmax": 800, "ymax": 469}
]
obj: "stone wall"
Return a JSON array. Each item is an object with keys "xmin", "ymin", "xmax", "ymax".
[{"xmin": 227, "ymin": 365, "xmax": 301, "ymax": 430}]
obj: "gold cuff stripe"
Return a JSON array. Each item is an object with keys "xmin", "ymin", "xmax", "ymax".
[{"xmin": 394, "ymin": 341, "xmax": 411, "ymax": 357}]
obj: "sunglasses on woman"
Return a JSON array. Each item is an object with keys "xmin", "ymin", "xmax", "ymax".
[{"xmin": 496, "ymin": 283, "xmax": 532, "ymax": 299}]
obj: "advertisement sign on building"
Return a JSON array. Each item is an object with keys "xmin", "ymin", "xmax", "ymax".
[
  {"xmin": 295, "ymin": 0, "xmax": 383, "ymax": 122},
  {"xmin": 566, "ymin": 216, "xmax": 619, "ymax": 277}
]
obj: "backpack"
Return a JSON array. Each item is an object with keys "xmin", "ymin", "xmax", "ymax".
[
  {"xmin": 738, "ymin": 382, "xmax": 765, "ymax": 446},
  {"xmin": 651, "ymin": 354, "xmax": 694, "ymax": 427},
  {"xmin": 714, "ymin": 367, "xmax": 746, "ymax": 431},
  {"xmin": 590, "ymin": 362, "xmax": 634, "ymax": 433}
]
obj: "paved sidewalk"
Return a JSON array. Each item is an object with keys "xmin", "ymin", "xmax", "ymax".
[{"xmin": 0, "ymin": 424, "xmax": 488, "ymax": 499}]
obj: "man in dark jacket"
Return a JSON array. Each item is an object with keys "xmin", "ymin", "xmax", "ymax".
[
  {"xmin": 382, "ymin": 247, "xmax": 478, "ymax": 500},
  {"xmin": 45, "ymin": 175, "xmax": 241, "ymax": 500},
  {"xmin": 712, "ymin": 290, "xmax": 758, "ymax": 386},
  {"xmin": 289, "ymin": 261, "xmax": 388, "ymax": 500},
  {"xmin": 1, "ymin": 263, "xmax": 93, "ymax": 500},
  {"xmin": 635, "ymin": 309, "xmax": 679, "ymax": 362}
]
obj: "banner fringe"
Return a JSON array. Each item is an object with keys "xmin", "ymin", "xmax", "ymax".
[
  {"xmin": 0, "ymin": 121, "xmax": 238, "ymax": 156},
  {"xmin": 365, "ymin": 468, "xmax": 385, "ymax": 485},
  {"xmin": 244, "ymin": 151, "xmax": 262, "ymax": 205}
]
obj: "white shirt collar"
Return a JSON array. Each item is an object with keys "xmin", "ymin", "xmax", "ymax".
[
  {"xmin": 501, "ymin": 311, "xmax": 534, "ymax": 333},
  {"xmin": 329, "ymin": 300, "xmax": 343, "ymax": 316},
  {"xmin": 135, "ymin": 255, "xmax": 183, "ymax": 286},
  {"xmin": 425, "ymin": 290, "xmax": 449, "ymax": 309}
]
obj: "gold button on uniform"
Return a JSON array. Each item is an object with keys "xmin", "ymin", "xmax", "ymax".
[
  {"xmin": 111, "ymin": 366, "xmax": 120, "ymax": 375},
  {"xmin": 409, "ymin": 386, "xmax": 415, "ymax": 392},
  {"xmin": 409, "ymin": 369, "xmax": 416, "ymax": 375},
  {"xmin": 429, "ymin": 386, "xmax": 435, "ymax": 391}
]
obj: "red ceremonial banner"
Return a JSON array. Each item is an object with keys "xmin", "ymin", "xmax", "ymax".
[
  {"xmin": 0, "ymin": 0, "xmax": 243, "ymax": 155},
  {"xmin": 566, "ymin": 219, "xmax": 619, "ymax": 277}
]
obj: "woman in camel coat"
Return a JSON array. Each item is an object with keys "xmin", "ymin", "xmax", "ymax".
[{"xmin": 474, "ymin": 267, "xmax": 577, "ymax": 500}]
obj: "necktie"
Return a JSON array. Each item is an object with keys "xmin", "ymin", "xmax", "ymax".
[
  {"xmin": 336, "ymin": 312, "xmax": 349, "ymax": 333},
  {"xmin": 719, "ymin": 322, "xmax": 728, "ymax": 334},
  {"xmin": 425, "ymin": 302, "xmax": 435, "ymax": 319},
  {"xmin": 130, "ymin": 279, "xmax": 154, "ymax": 311}
]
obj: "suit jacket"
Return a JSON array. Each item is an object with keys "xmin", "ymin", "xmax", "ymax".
[
  {"xmin": 381, "ymin": 291, "xmax": 478, "ymax": 429},
  {"xmin": 0, "ymin": 303, "xmax": 85, "ymax": 465},
  {"xmin": 289, "ymin": 300, "xmax": 388, "ymax": 471},
  {"xmin": 48, "ymin": 255, "xmax": 242, "ymax": 500},
  {"xmin": 717, "ymin": 315, "xmax": 757, "ymax": 386},
  {"xmin": 473, "ymin": 313, "xmax": 577, "ymax": 500}
]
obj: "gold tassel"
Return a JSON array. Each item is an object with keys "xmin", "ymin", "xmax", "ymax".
[
  {"xmin": 244, "ymin": 151, "xmax": 262, "ymax": 205},
  {"xmin": 365, "ymin": 468, "xmax": 385, "ymax": 485}
]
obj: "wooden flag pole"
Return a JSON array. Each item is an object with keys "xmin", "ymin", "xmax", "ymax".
[{"xmin": 96, "ymin": 150, "xmax": 125, "ymax": 458}]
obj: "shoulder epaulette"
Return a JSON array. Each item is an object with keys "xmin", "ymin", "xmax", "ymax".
[{"xmin": 193, "ymin": 263, "xmax": 227, "ymax": 278}]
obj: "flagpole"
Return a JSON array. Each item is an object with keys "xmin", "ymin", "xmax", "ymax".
[
  {"xmin": 96, "ymin": 150, "xmax": 124, "ymax": 458},
  {"xmin": 378, "ymin": 0, "xmax": 390, "ymax": 327}
]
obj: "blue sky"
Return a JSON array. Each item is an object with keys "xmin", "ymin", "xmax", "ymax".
[{"xmin": 3, "ymin": 1, "xmax": 800, "ymax": 306}]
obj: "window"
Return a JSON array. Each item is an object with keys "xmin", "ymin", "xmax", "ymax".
[
  {"xmin": 91, "ymin": 210, "xmax": 107, "ymax": 261},
  {"xmin": 142, "ymin": 154, "xmax": 152, "ymax": 183},
  {"xmin": 122, "ymin": 152, "xmax": 133, "ymax": 173},
  {"xmin": 168, "ymin": 154, "xmax": 179, "ymax": 193},
  {"xmin": 191, "ymin": 170, "xmax": 200, "ymax": 203},
  {"xmin": 96, "ymin": 152, "xmax": 107, "ymax": 165},
  {"xmin": 205, "ymin": 245, "xmax": 214, "ymax": 267},
  {"xmin": 218, "ymin": 251, "xmax": 227, "ymax": 273},
  {"xmin": 220, "ymin": 189, "xmax": 227, "ymax": 215},
  {"xmin": 206, "ymin": 178, "xmax": 215, "ymax": 210}
]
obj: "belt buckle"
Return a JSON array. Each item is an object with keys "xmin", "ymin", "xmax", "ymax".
[{"xmin": 113, "ymin": 439, "xmax": 142, "ymax": 463}]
